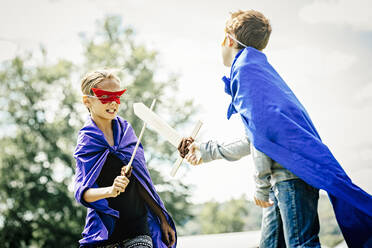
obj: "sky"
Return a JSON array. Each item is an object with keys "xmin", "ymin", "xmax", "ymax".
[{"xmin": 1, "ymin": 0, "xmax": 372, "ymax": 204}]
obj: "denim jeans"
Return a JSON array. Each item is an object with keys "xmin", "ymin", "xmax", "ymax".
[{"xmin": 260, "ymin": 179, "xmax": 321, "ymax": 248}]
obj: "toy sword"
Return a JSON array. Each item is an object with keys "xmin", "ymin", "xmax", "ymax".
[
  {"xmin": 122, "ymin": 99, "xmax": 157, "ymax": 176},
  {"xmin": 133, "ymin": 102, "xmax": 202, "ymax": 177}
]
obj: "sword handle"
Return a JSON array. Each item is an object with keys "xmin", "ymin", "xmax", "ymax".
[{"xmin": 170, "ymin": 120, "xmax": 203, "ymax": 177}]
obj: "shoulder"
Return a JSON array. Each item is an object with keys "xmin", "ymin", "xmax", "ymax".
[
  {"xmin": 115, "ymin": 116, "xmax": 133, "ymax": 131},
  {"xmin": 77, "ymin": 118, "xmax": 100, "ymax": 142},
  {"xmin": 232, "ymin": 51, "xmax": 271, "ymax": 86},
  {"xmin": 233, "ymin": 47, "xmax": 268, "ymax": 70},
  {"xmin": 74, "ymin": 118, "xmax": 106, "ymax": 158},
  {"xmin": 115, "ymin": 115, "xmax": 129, "ymax": 126}
]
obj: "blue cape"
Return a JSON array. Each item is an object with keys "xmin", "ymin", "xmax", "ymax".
[
  {"xmin": 74, "ymin": 116, "xmax": 176, "ymax": 247},
  {"xmin": 224, "ymin": 47, "xmax": 372, "ymax": 247}
]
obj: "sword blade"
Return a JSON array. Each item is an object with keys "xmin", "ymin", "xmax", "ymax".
[
  {"xmin": 133, "ymin": 102, "xmax": 182, "ymax": 148},
  {"xmin": 123, "ymin": 100, "xmax": 157, "ymax": 175}
]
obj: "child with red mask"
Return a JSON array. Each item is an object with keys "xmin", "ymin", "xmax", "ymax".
[{"xmin": 74, "ymin": 69, "xmax": 176, "ymax": 248}]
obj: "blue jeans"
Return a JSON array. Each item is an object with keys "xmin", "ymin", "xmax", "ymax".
[{"xmin": 260, "ymin": 179, "xmax": 321, "ymax": 248}]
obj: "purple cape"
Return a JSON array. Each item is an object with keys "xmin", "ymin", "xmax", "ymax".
[
  {"xmin": 73, "ymin": 116, "xmax": 177, "ymax": 247},
  {"xmin": 224, "ymin": 47, "xmax": 372, "ymax": 247}
]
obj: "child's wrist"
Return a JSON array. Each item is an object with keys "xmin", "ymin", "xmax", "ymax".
[
  {"xmin": 107, "ymin": 186, "xmax": 116, "ymax": 198},
  {"xmin": 159, "ymin": 213, "xmax": 167, "ymax": 223},
  {"xmin": 254, "ymin": 191, "xmax": 270, "ymax": 202}
]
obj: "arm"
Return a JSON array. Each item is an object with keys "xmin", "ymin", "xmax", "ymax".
[
  {"xmin": 200, "ymin": 136, "xmax": 251, "ymax": 163},
  {"xmin": 83, "ymin": 187, "xmax": 114, "ymax": 203},
  {"xmin": 83, "ymin": 175, "xmax": 130, "ymax": 203},
  {"xmin": 251, "ymin": 144, "xmax": 272, "ymax": 203},
  {"xmin": 138, "ymin": 184, "xmax": 176, "ymax": 247},
  {"xmin": 138, "ymin": 184, "xmax": 167, "ymax": 222},
  {"xmin": 183, "ymin": 136, "xmax": 251, "ymax": 165}
]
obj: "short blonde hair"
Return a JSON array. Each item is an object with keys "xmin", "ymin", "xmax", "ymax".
[
  {"xmin": 225, "ymin": 10, "xmax": 271, "ymax": 50},
  {"xmin": 81, "ymin": 69, "xmax": 121, "ymax": 95}
]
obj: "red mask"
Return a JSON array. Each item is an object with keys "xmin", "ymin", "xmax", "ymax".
[{"xmin": 91, "ymin": 88, "xmax": 127, "ymax": 104}]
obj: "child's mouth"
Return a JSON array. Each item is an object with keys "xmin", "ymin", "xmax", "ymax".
[{"xmin": 106, "ymin": 109, "xmax": 116, "ymax": 114}]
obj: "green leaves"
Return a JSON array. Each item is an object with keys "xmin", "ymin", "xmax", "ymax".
[
  {"xmin": 199, "ymin": 196, "xmax": 251, "ymax": 234},
  {"xmin": 0, "ymin": 50, "xmax": 84, "ymax": 247}
]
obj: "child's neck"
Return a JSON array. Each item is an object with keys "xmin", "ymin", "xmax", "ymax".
[
  {"xmin": 92, "ymin": 115, "xmax": 115, "ymax": 146},
  {"xmin": 91, "ymin": 115, "xmax": 112, "ymax": 134},
  {"xmin": 230, "ymin": 48, "xmax": 242, "ymax": 65},
  {"xmin": 232, "ymin": 48, "xmax": 241, "ymax": 58}
]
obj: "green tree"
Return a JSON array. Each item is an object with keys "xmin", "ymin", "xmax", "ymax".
[
  {"xmin": 0, "ymin": 16, "xmax": 195, "ymax": 247},
  {"xmin": 318, "ymin": 195, "xmax": 343, "ymax": 247},
  {"xmin": 198, "ymin": 196, "xmax": 250, "ymax": 234},
  {"xmin": 0, "ymin": 54, "xmax": 85, "ymax": 247}
]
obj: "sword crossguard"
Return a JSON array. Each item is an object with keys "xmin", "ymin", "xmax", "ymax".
[{"xmin": 170, "ymin": 120, "xmax": 203, "ymax": 177}]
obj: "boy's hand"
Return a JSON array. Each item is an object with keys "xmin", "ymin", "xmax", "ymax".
[
  {"xmin": 185, "ymin": 142, "xmax": 203, "ymax": 165},
  {"xmin": 178, "ymin": 137, "xmax": 203, "ymax": 165},
  {"xmin": 160, "ymin": 221, "xmax": 176, "ymax": 247},
  {"xmin": 110, "ymin": 175, "xmax": 130, "ymax": 197},
  {"xmin": 254, "ymin": 196, "xmax": 274, "ymax": 208},
  {"xmin": 178, "ymin": 137, "xmax": 194, "ymax": 158}
]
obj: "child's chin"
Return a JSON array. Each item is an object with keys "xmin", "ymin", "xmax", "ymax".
[{"xmin": 105, "ymin": 112, "xmax": 117, "ymax": 119}]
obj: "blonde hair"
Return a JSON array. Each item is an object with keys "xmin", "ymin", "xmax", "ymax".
[
  {"xmin": 81, "ymin": 69, "xmax": 121, "ymax": 95},
  {"xmin": 225, "ymin": 10, "xmax": 272, "ymax": 50}
]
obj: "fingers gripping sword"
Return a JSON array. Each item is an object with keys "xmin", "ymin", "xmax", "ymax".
[{"xmin": 133, "ymin": 102, "xmax": 202, "ymax": 177}]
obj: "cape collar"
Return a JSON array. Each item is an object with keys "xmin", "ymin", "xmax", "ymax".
[
  {"xmin": 222, "ymin": 47, "xmax": 266, "ymax": 119},
  {"xmin": 222, "ymin": 48, "xmax": 245, "ymax": 119}
]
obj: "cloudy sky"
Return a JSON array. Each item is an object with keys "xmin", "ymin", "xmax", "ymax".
[{"xmin": 1, "ymin": 0, "xmax": 372, "ymax": 203}]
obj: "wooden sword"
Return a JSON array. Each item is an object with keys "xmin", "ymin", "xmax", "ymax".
[
  {"xmin": 133, "ymin": 102, "xmax": 202, "ymax": 177},
  {"xmin": 121, "ymin": 99, "xmax": 157, "ymax": 176}
]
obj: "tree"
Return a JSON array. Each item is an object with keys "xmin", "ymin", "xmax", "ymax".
[
  {"xmin": 0, "ymin": 53, "xmax": 85, "ymax": 247},
  {"xmin": 198, "ymin": 196, "xmax": 251, "ymax": 234},
  {"xmin": 318, "ymin": 194, "xmax": 343, "ymax": 247},
  {"xmin": 0, "ymin": 16, "xmax": 195, "ymax": 247}
]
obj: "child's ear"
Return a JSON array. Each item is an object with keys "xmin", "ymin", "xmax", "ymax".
[
  {"xmin": 227, "ymin": 36, "xmax": 234, "ymax": 47},
  {"xmin": 82, "ymin": 96, "xmax": 91, "ymax": 108}
]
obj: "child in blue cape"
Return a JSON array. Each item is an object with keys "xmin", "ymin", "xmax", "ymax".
[
  {"xmin": 73, "ymin": 69, "xmax": 176, "ymax": 248},
  {"xmin": 180, "ymin": 10, "xmax": 372, "ymax": 248}
]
